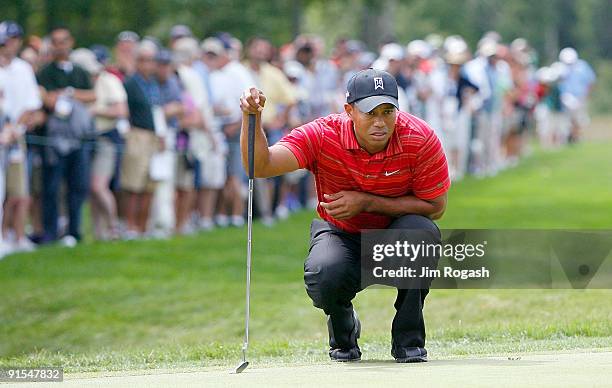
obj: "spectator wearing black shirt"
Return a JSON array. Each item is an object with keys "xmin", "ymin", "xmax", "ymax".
[
  {"xmin": 37, "ymin": 26, "xmax": 95, "ymax": 243},
  {"xmin": 120, "ymin": 41, "xmax": 164, "ymax": 237}
]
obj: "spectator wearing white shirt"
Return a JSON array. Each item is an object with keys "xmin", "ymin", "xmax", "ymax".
[
  {"xmin": 173, "ymin": 37, "xmax": 222, "ymax": 231},
  {"xmin": 203, "ymin": 36, "xmax": 255, "ymax": 228},
  {"xmin": 441, "ymin": 36, "xmax": 478, "ymax": 180},
  {"xmin": 558, "ymin": 47, "xmax": 596, "ymax": 143},
  {"xmin": 0, "ymin": 21, "xmax": 44, "ymax": 253},
  {"xmin": 245, "ymin": 36, "xmax": 298, "ymax": 226},
  {"xmin": 463, "ymin": 37, "xmax": 512, "ymax": 176}
]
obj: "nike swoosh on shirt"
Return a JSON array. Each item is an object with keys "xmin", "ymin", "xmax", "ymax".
[{"xmin": 384, "ymin": 169, "xmax": 401, "ymax": 177}]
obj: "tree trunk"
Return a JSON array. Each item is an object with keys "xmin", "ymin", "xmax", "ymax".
[
  {"xmin": 361, "ymin": 0, "xmax": 396, "ymax": 49},
  {"xmin": 544, "ymin": 15, "xmax": 559, "ymax": 64},
  {"xmin": 291, "ymin": 0, "xmax": 303, "ymax": 39},
  {"xmin": 16, "ymin": 0, "xmax": 30, "ymax": 31},
  {"xmin": 45, "ymin": 0, "xmax": 58, "ymax": 33}
]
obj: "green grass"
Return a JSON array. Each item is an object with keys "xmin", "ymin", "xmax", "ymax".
[{"xmin": 1, "ymin": 140, "xmax": 611, "ymax": 373}]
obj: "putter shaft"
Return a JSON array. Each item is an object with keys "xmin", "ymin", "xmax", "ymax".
[
  {"xmin": 239, "ymin": 114, "xmax": 256, "ymax": 371},
  {"xmin": 242, "ymin": 178, "xmax": 254, "ymax": 359}
]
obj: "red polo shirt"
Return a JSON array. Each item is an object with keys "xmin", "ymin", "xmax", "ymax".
[{"xmin": 278, "ymin": 111, "xmax": 450, "ymax": 233}]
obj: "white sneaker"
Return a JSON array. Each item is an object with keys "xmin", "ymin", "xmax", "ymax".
[
  {"xmin": 215, "ymin": 215, "xmax": 230, "ymax": 227},
  {"xmin": 275, "ymin": 205, "xmax": 290, "ymax": 220},
  {"xmin": 5, "ymin": 230, "xmax": 16, "ymax": 244},
  {"xmin": 178, "ymin": 223, "xmax": 196, "ymax": 236},
  {"xmin": 122, "ymin": 229, "xmax": 141, "ymax": 241},
  {"xmin": 261, "ymin": 216, "xmax": 275, "ymax": 227},
  {"xmin": 0, "ymin": 241, "xmax": 14, "ymax": 260},
  {"xmin": 117, "ymin": 220, "xmax": 128, "ymax": 236},
  {"xmin": 13, "ymin": 238, "xmax": 35, "ymax": 253},
  {"xmin": 59, "ymin": 235, "xmax": 77, "ymax": 248},
  {"xmin": 198, "ymin": 217, "xmax": 215, "ymax": 231},
  {"xmin": 231, "ymin": 215, "xmax": 245, "ymax": 228},
  {"xmin": 145, "ymin": 229, "xmax": 170, "ymax": 240}
]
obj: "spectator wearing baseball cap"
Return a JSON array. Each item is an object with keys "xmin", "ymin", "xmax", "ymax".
[
  {"xmin": 215, "ymin": 32, "xmax": 239, "ymax": 61},
  {"xmin": 463, "ymin": 34, "xmax": 509, "ymax": 176},
  {"xmin": 152, "ymin": 47, "xmax": 192, "ymax": 235},
  {"xmin": 193, "ymin": 37, "xmax": 229, "ymax": 228},
  {"xmin": 442, "ymin": 36, "xmax": 478, "ymax": 181},
  {"xmin": 372, "ymin": 43, "xmax": 403, "ymax": 72},
  {"xmin": 110, "ymin": 30, "xmax": 140, "ymax": 80},
  {"xmin": 0, "ymin": 20, "xmax": 43, "ymax": 253},
  {"xmin": 154, "ymin": 48, "xmax": 173, "ymax": 64},
  {"xmin": 90, "ymin": 44, "xmax": 111, "ymax": 65},
  {"xmin": 206, "ymin": 35, "xmax": 255, "ymax": 228},
  {"xmin": 169, "ymin": 24, "xmax": 192, "ymax": 48},
  {"xmin": 0, "ymin": 20, "xmax": 23, "ymax": 45},
  {"xmin": 120, "ymin": 41, "xmax": 165, "ymax": 238},
  {"xmin": 71, "ymin": 48, "xmax": 128, "ymax": 240},
  {"xmin": 245, "ymin": 36, "xmax": 298, "ymax": 226},
  {"xmin": 201, "ymin": 37, "xmax": 226, "ymax": 58},
  {"xmin": 154, "ymin": 48, "xmax": 182, "ymax": 132},
  {"xmin": 558, "ymin": 47, "xmax": 596, "ymax": 143},
  {"xmin": 172, "ymin": 37, "xmax": 220, "ymax": 232}
]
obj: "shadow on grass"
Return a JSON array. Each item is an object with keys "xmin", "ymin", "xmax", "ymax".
[{"xmin": 347, "ymin": 358, "xmax": 548, "ymax": 369}]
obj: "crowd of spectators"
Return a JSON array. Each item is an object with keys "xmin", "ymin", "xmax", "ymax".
[{"xmin": 0, "ymin": 22, "xmax": 596, "ymax": 257}]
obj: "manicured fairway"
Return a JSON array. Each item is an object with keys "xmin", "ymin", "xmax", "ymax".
[{"xmin": 1, "ymin": 133, "xmax": 611, "ymax": 374}]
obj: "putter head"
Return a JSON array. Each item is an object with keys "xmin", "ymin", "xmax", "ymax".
[{"xmin": 234, "ymin": 361, "xmax": 249, "ymax": 374}]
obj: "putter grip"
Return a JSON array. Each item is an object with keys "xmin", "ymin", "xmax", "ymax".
[{"xmin": 248, "ymin": 114, "xmax": 256, "ymax": 179}]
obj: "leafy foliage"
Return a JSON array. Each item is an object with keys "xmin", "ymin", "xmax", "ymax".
[{"xmin": 0, "ymin": 0, "xmax": 607, "ymax": 63}]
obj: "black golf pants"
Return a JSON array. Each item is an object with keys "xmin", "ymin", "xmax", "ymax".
[{"xmin": 304, "ymin": 214, "xmax": 441, "ymax": 350}]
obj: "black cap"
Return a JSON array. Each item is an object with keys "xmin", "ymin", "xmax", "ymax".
[{"xmin": 346, "ymin": 68, "xmax": 399, "ymax": 113}]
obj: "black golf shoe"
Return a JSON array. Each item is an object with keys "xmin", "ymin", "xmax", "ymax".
[
  {"xmin": 328, "ymin": 310, "xmax": 361, "ymax": 362},
  {"xmin": 329, "ymin": 346, "xmax": 362, "ymax": 362},
  {"xmin": 392, "ymin": 346, "xmax": 428, "ymax": 363}
]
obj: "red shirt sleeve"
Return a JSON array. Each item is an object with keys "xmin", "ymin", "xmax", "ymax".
[
  {"xmin": 277, "ymin": 119, "xmax": 324, "ymax": 170},
  {"xmin": 412, "ymin": 130, "xmax": 451, "ymax": 200}
]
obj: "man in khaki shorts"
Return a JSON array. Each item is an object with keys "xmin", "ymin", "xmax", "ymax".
[
  {"xmin": 70, "ymin": 48, "xmax": 129, "ymax": 240},
  {"xmin": 0, "ymin": 21, "xmax": 44, "ymax": 252},
  {"xmin": 121, "ymin": 41, "xmax": 164, "ymax": 237},
  {"xmin": 4, "ymin": 139, "xmax": 31, "ymax": 248}
]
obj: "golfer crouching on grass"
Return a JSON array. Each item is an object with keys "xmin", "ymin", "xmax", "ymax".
[{"xmin": 239, "ymin": 69, "xmax": 450, "ymax": 363}]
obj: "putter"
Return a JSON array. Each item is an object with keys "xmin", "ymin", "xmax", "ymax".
[{"xmin": 234, "ymin": 113, "xmax": 256, "ymax": 374}]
